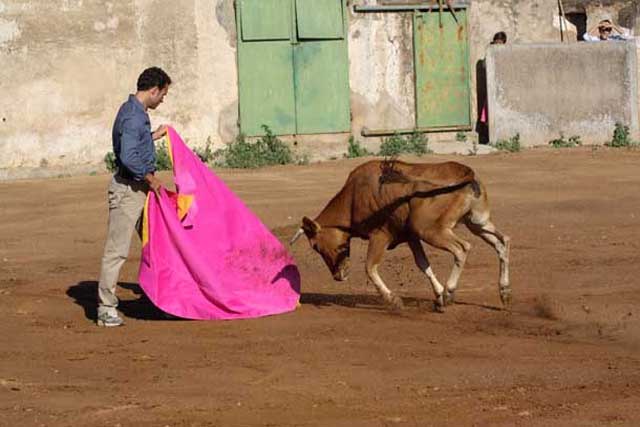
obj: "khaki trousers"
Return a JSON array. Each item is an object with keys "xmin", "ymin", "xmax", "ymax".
[{"xmin": 97, "ymin": 175, "xmax": 148, "ymax": 317}]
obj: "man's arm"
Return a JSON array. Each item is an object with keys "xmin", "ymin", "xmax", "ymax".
[
  {"xmin": 119, "ymin": 117, "xmax": 149, "ymax": 180},
  {"xmin": 144, "ymin": 172, "xmax": 163, "ymax": 195},
  {"xmin": 120, "ymin": 118, "xmax": 163, "ymax": 194},
  {"xmin": 612, "ymin": 24, "xmax": 633, "ymax": 40},
  {"xmin": 152, "ymin": 125, "xmax": 168, "ymax": 141}
]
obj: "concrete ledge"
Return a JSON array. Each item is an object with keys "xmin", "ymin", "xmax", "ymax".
[
  {"xmin": 0, "ymin": 164, "xmax": 104, "ymax": 182},
  {"xmin": 430, "ymin": 141, "xmax": 496, "ymax": 155}
]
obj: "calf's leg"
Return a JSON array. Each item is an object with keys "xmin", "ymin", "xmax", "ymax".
[
  {"xmin": 408, "ymin": 239, "xmax": 447, "ymax": 312},
  {"xmin": 366, "ymin": 232, "xmax": 403, "ymax": 310},
  {"xmin": 422, "ymin": 228, "xmax": 471, "ymax": 306},
  {"xmin": 465, "ymin": 219, "xmax": 511, "ymax": 307}
]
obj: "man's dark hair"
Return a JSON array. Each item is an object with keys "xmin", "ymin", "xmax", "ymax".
[
  {"xmin": 137, "ymin": 67, "xmax": 172, "ymax": 91},
  {"xmin": 492, "ymin": 31, "xmax": 507, "ymax": 44}
]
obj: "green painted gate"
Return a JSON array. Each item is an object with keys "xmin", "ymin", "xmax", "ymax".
[
  {"xmin": 414, "ymin": 9, "xmax": 471, "ymax": 129},
  {"xmin": 236, "ymin": 0, "xmax": 350, "ymax": 136}
]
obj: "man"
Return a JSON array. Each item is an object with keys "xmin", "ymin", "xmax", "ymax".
[
  {"xmin": 96, "ymin": 67, "xmax": 171, "ymax": 327},
  {"xmin": 584, "ymin": 19, "xmax": 632, "ymax": 42}
]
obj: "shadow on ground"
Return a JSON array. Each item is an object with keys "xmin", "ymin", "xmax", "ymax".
[{"xmin": 66, "ymin": 281, "xmax": 172, "ymax": 321}]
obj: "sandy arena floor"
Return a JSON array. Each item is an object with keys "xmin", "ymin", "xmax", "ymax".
[{"xmin": 1, "ymin": 147, "xmax": 640, "ymax": 427}]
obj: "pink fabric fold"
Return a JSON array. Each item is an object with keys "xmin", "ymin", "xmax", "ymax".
[{"xmin": 138, "ymin": 127, "xmax": 300, "ymax": 320}]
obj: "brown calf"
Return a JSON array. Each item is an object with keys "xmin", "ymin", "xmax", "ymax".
[{"xmin": 290, "ymin": 160, "xmax": 511, "ymax": 312}]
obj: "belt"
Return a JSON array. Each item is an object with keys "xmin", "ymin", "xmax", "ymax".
[{"xmin": 116, "ymin": 167, "xmax": 137, "ymax": 181}]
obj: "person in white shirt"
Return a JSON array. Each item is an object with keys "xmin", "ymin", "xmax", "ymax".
[{"xmin": 583, "ymin": 19, "xmax": 632, "ymax": 42}]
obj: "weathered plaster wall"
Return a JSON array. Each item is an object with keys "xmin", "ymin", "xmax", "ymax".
[
  {"xmin": 487, "ymin": 42, "xmax": 638, "ymax": 146},
  {"xmin": 348, "ymin": 10, "xmax": 415, "ymax": 133},
  {"xmin": 0, "ymin": 0, "xmax": 237, "ymax": 178}
]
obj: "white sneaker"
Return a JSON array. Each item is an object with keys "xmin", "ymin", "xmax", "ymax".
[{"xmin": 96, "ymin": 312, "xmax": 124, "ymax": 327}]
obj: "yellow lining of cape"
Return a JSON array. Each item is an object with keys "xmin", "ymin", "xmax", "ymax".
[
  {"xmin": 177, "ymin": 194, "xmax": 194, "ymax": 220},
  {"xmin": 142, "ymin": 130, "xmax": 195, "ymax": 248},
  {"xmin": 142, "ymin": 132, "xmax": 173, "ymax": 248},
  {"xmin": 165, "ymin": 131, "xmax": 174, "ymax": 167},
  {"xmin": 142, "ymin": 192, "xmax": 150, "ymax": 247}
]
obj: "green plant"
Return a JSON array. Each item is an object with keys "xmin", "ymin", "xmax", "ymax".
[
  {"xmin": 549, "ymin": 134, "xmax": 582, "ymax": 148},
  {"xmin": 193, "ymin": 137, "xmax": 216, "ymax": 164},
  {"xmin": 606, "ymin": 122, "xmax": 636, "ymax": 147},
  {"xmin": 104, "ymin": 142, "xmax": 173, "ymax": 174},
  {"xmin": 455, "ymin": 132, "xmax": 467, "ymax": 142},
  {"xmin": 467, "ymin": 138, "xmax": 479, "ymax": 156},
  {"xmin": 214, "ymin": 125, "xmax": 299, "ymax": 168},
  {"xmin": 104, "ymin": 152, "xmax": 117, "ymax": 172},
  {"xmin": 493, "ymin": 133, "xmax": 521, "ymax": 152},
  {"xmin": 345, "ymin": 136, "xmax": 371, "ymax": 158},
  {"xmin": 378, "ymin": 131, "xmax": 431, "ymax": 157},
  {"xmin": 155, "ymin": 141, "xmax": 173, "ymax": 171}
]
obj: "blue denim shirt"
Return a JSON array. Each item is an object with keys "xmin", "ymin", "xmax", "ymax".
[{"xmin": 112, "ymin": 95, "xmax": 155, "ymax": 181}]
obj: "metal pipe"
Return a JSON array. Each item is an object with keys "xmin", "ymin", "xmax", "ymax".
[
  {"xmin": 558, "ymin": 0, "xmax": 568, "ymax": 42},
  {"xmin": 361, "ymin": 125, "xmax": 472, "ymax": 137},
  {"xmin": 353, "ymin": 3, "xmax": 469, "ymax": 13}
]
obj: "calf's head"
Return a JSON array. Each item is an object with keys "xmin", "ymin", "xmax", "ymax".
[{"xmin": 290, "ymin": 217, "xmax": 351, "ymax": 281}]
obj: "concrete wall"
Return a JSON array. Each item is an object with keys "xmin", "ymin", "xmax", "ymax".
[
  {"xmin": 486, "ymin": 42, "xmax": 638, "ymax": 146},
  {"xmin": 0, "ymin": 0, "xmax": 238, "ymax": 178}
]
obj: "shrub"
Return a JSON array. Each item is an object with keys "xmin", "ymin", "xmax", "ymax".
[
  {"xmin": 467, "ymin": 139, "xmax": 479, "ymax": 156},
  {"xmin": 606, "ymin": 122, "xmax": 637, "ymax": 148},
  {"xmin": 455, "ymin": 132, "xmax": 467, "ymax": 142},
  {"xmin": 193, "ymin": 137, "xmax": 216, "ymax": 164},
  {"xmin": 378, "ymin": 131, "xmax": 431, "ymax": 157},
  {"xmin": 549, "ymin": 134, "xmax": 582, "ymax": 148},
  {"xmin": 345, "ymin": 136, "xmax": 371, "ymax": 158},
  {"xmin": 104, "ymin": 140, "xmax": 173, "ymax": 173},
  {"xmin": 213, "ymin": 125, "xmax": 299, "ymax": 168},
  {"xmin": 493, "ymin": 133, "xmax": 521, "ymax": 152},
  {"xmin": 104, "ymin": 152, "xmax": 117, "ymax": 173},
  {"xmin": 155, "ymin": 141, "xmax": 173, "ymax": 171}
]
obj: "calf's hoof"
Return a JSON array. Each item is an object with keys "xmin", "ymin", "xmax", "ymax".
[
  {"xmin": 433, "ymin": 295, "xmax": 445, "ymax": 313},
  {"xmin": 387, "ymin": 294, "xmax": 405, "ymax": 311},
  {"xmin": 444, "ymin": 290, "xmax": 455, "ymax": 306},
  {"xmin": 500, "ymin": 288, "xmax": 512, "ymax": 309}
]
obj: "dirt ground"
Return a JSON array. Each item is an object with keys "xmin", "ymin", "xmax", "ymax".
[{"xmin": 1, "ymin": 147, "xmax": 640, "ymax": 427}]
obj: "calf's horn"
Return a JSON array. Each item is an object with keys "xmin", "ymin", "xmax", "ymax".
[{"xmin": 289, "ymin": 228, "xmax": 305, "ymax": 245}]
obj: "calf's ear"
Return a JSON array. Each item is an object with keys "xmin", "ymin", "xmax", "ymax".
[{"xmin": 302, "ymin": 216, "xmax": 321, "ymax": 236}]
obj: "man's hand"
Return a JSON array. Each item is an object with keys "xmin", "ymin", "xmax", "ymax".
[
  {"xmin": 145, "ymin": 173, "xmax": 163, "ymax": 196},
  {"xmin": 152, "ymin": 125, "xmax": 168, "ymax": 141}
]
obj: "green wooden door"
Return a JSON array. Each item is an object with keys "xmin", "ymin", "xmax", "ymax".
[
  {"xmin": 237, "ymin": 0, "xmax": 349, "ymax": 136},
  {"xmin": 237, "ymin": 0, "xmax": 296, "ymax": 136},
  {"xmin": 414, "ymin": 10, "xmax": 471, "ymax": 128},
  {"xmin": 294, "ymin": 0, "xmax": 350, "ymax": 134}
]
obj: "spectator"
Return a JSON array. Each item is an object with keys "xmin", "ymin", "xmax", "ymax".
[
  {"xmin": 491, "ymin": 31, "xmax": 507, "ymax": 45},
  {"xmin": 584, "ymin": 19, "xmax": 632, "ymax": 42}
]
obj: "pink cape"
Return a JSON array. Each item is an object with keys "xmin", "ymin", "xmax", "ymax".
[{"xmin": 138, "ymin": 127, "xmax": 300, "ymax": 320}]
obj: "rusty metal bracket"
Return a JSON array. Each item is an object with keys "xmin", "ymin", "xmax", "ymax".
[
  {"xmin": 444, "ymin": 0, "xmax": 459, "ymax": 25},
  {"xmin": 361, "ymin": 125, "xmax": 472, "ymax": 137},
  {"xmin": 354, "ymin": 2, "xmax": 469, "ymax": 13}
]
